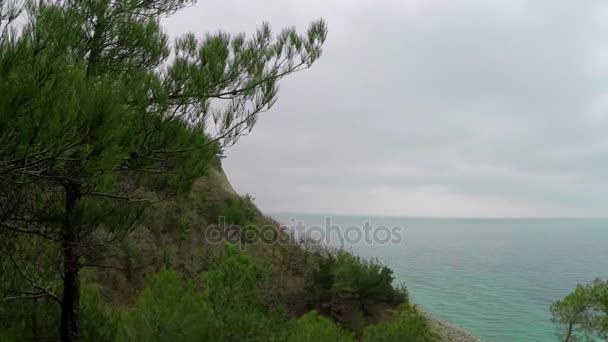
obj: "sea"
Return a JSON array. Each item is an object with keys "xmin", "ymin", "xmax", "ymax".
[{"xmin": 272, "ymin": 214, "xmax": 608, "ymax": 342}]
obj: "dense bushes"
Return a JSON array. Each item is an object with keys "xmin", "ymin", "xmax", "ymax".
[
  {"xmin": 1, "ymin": 243, "xmax": 436, "ymax": 341},
  {"xmin": 80, "ymin": 284, "xmax": 121, "ymax": 342},
  {"xmin": 307, "ymin": 251, "xmax": 408, "ymax": 321},
  {"xmin": 212, "ymin": 195, "xmax": 262, "ymax": 243},
  {"xmin": 118, "ymin": 245, "xmax": 286, "ymax": 341},
  {"xmin": 362, "ymin": 305, "xmax": 437, "ymax": 342},
  {"xmin": 204, "ymin": 245, "xmax": 285, "ymax": 341},
  {"xmin": 285, "ymin": 311, "xmax": 354, "ymax": 342},
  {"xmin": 114, "ymin": 247, "xmax": 433, "ymax": 342},
  {"xmin": 215, "ymin": 195, "xmax": 259, "ymax": 228},
  {"xmin": 332, "ymin": 253, "xmax": 407, "ymax": 305},
  {"xmin": 121, "ymin": 269, "xmax": 214, "ymax": 341}
]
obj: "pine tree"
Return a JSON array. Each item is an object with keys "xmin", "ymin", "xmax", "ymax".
[{"xmin": 0, "ymin": 1, "xmax": 326, "ymax": 340}]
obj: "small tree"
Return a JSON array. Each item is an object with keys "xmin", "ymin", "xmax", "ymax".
[
  {"xmin": 122, "ymin": 269, "xmax": 214, "ymax": 341},
  {"xmin": 362, "ymin": 304, "xmax": 437, "ymax": 342},
  {"xmin": 203, "ymin": 244, "xmax": 282, "ymax": 341},
  {"xmin": 0, "ymin": 0, "xmax": 326, "ymax": 340},
  {"xmin": 307, "ymin": 251, "xmax": 406, "ymax": 319},
  {"xmin": 285, "ymin": 311, "xmax": 354, "ymax": 342},
  {"xmin": 551, "ymin": 278, "xmax": 608, "ymax": 341}
]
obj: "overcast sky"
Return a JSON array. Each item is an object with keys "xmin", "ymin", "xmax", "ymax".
[{"xmin": 165, "ymin": 0, "xmax": 608, "ymax": 218}]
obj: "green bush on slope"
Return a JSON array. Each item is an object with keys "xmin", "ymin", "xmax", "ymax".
[
  {"xmin": 0, "ymin": 242, "xmax": 437, "ymax": 341},
  {"xmin": 307, "ymin": 250, "xmax": 408, "ymax": 325},
  {"xmin": 118, "ymin": 246, "xmax": 285, "ymax": 342},
  {"xmin": 121, "ymin": 269, "xmax": 214, "ymax": 341},
  {"xmin": 204, "ymin": 244, "xmax": 286, "ymax": 341},
  {"xmin": 284, "ymin": 311, "xmax": 354, "ymax": 342},
  {"xmin": 362, "ymin": 304, "xmax": 438, "ymax": 342},
  {"xmin": 80, "ymin": 283, "xmax": 121, "ymax": 342},
  {"xmin": 0, "ymin": 183, "xmax": 436, "ymax": 342}
]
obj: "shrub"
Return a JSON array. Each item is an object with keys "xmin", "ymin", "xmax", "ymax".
[
  {"xmin": 80, "ymin": 283, "xmax": 120, "ymax": 342},
  {"xmin": 284, "ymin": 311, "xmax": 354, "ymax": 342},
  {"xmin": 214, "ymin": 196, "xmax": 261, "ymax": 243},
  {"xmin": 121, "ymin": 269, "xmax": 215, "ymax": 341},
  {"xmin": 363, "ymin": 305, "xmax": 437, "ymax": 342},
  {"xmin": 332, "ymin": 253, "xmax": 404, "ymax": 305},
  {"xmin": 204, "ymin": 244, "xmax": 285, "ymax": 341},
  {"xmin": 216, "ymin": 196, "xmax": 258, "ymax": 227},
  {"xmin": 307, "ymin": 251, "xmax": 407, "ymax": 315},
  {"xmin": 307, "ymin": 253, "xmax": 336, "ymax": 306}
]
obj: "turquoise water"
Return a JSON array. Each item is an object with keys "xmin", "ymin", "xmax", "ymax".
[{"xmin": 273, "ymin": 214, "xmax": 608, "ymax": 342}]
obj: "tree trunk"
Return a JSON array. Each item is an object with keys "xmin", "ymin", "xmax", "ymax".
[
  {"xmin": 31, "ymin": 297, "xmax": 38, "ymax": 341},
  {"xmin": 60, "ymin": 183, "xmax": 81, "ymax": 342},
  {"xmin": 564, "ymin": 322, "xmax": 573, "ymax": 342}
]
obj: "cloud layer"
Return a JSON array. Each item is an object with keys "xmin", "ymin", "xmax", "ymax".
[{"xmin": 165, "ymin": 0, "xmax": 608, "ymax": 217}]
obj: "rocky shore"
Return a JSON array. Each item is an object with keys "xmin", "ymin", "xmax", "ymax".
[{"xmin": 422, "ymin": 311, "xmax": 481, "ymax": 342}]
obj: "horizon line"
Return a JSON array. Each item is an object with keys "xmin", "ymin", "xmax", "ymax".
[{"xmin": 267, "ymin": 211, "xmax": 608, "ymax": 220}]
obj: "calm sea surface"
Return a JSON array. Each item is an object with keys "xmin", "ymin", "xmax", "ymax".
[{"xmin": 273, "ymin": 214, "xmax": 608, "ymax": 342}]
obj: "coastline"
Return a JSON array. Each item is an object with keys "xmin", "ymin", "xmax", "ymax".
[{"xmin": 420, "ymin": 308, "xmax": 482, "ymax": 342}]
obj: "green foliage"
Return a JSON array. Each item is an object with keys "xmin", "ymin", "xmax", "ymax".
[
  {"xmin": 0, "ymin": 236, "xmax": 62, "ymax": 340},
  {"xmin": 80, "ymin": 283, "xmax": 120, "ymax": 342},
  {"xmin": 550, "ymin": 278, "xmax": 608, "ymax": 341},
  {"xmin": 205, "ymin": 245, "xmax": 264, "ymax": 305},
  {"xmin": 204, "ymin": 244, "xmax": 285, "ymax": 341},
  {"xmin": 121, "ymin": 268, "xmax": 215, "ymax": 341},
  {"xmin": 308, "ymin": 251, "xmax": 407, "ymax": 314},
  {"xmin": 0, "ymin": 0, "xmax": 326, "ymax": 338},
  {"xmin": 0, "ymin": 296, "xmax": 60, "ymax": 342},
  {"xmin": 0, "ymin": 239, "xmax": 433, "ymax": 342},
  {"xmin": 307, "ymin": 254, "xmax": 337, "ymax": 305},
  {"xmin": 362, "ymin": 305, "xmax": 437, "ymax": 342},
  {"xmin": 284, "ymin": 311, "xmax": 354, "ymax": 342},
  {"xmin": 214, "ymin": 196, "xmax": 261, "ymax": 243},
  {"xmin": 333, "ymin": 253, "xmax": 405, "ymax": 304},
  {"xmin": 119, "ymin": 246, "xmax": 287, "ymax": 342},
  {"xmin": 0, "ymin": 284, "xmax": 122, "ymax": 342},
  {"xmin": 216, "ymin": 196, "xmax": 258, "ymax": 227}
]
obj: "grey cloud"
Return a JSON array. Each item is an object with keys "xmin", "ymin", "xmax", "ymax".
[{"xmin": 165, "ymin": 0, "xmax": 608, "ymax": 217}]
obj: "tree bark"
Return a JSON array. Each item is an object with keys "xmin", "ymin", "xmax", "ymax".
[
  {"xmin": 60, "ymin": 182, "xmax": 81, "ymax": 342},
  {"xmin": 31, "ymin": 297, "xmax": 38, "ymax": 341},
  {"xmin": 564, "ymin": 322, "xmax": 573, "ymax": 342}
]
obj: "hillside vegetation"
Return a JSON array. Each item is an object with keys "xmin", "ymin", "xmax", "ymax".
[
  {"xmin": 1, "ymin": 165, "xmax": 437, "ymax": 341},
  {"xmin": 0, "ymin": 1, "xmax": 437, "ymax": 340}
]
